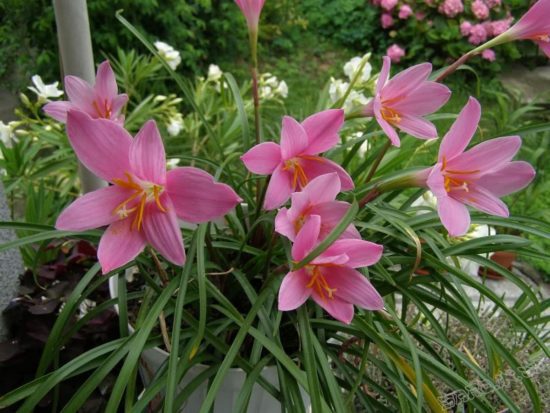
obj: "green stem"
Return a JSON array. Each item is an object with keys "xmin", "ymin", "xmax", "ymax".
[{"xmin": 364, "ymin": 140, "xmax": 392, "ymax": 184}]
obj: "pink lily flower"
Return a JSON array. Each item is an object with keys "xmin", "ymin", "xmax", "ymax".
[
  {"xmin": 44, "ymin": 60, "xmax": 128, "ymax": 125},
  {"xmin": 364, "ymin": 56, "xmax": 451, "ymax": 147},
  {"xmin": 56, "ymin": 111, "xmax": 241, "ymax": 274},
  {"xmin": 241, "ymin": 109, "xmax": 354, "ymax": 210},
  {"xmin": 234, "ymin": 0, "xmax": 266, "ymax": 31},
  {"xmin": 275, "ymin": 173, "xmax": 360, "ymax": 242},
  {"xmin": 278, "ymin": 215, "xmax": 384, "ymax": 324},
  {"xmin": 421, "ymin": 97, "xmax": 535, "ymax": 236},
  {"xmin": 499, "ymin": 0, "xmax": 550, "ymax": 57}
]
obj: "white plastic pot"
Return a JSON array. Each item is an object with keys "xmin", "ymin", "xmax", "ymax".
[{"xmin": 109, "ymin": 274, "xmax": 310, "ymax": 412}]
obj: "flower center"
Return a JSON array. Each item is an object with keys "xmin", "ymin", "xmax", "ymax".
[
  {"xmin": 441, "ymin": 156, "xmax": 480, "ymax": 194},
  {"xmin": 282, "ymin": 156, "xmax": 327, "ymax": 191},
  {"xmin": 304, "ymin": 265, "xmax": 337, "ymax": 302},
  {"xmin": 533, "ymin": 34, "xmax": 550, "ymax": 43},
  {"xmin": 112, "ymin": 172, "xmax": 167, "ymax": 231},
  {"xmin": 380, "ymin": 106, "xmax": 401, "ymax": 124},
  {"xmin": 93, "ymin": 98, "xmax": 113, "ymax": 119}
]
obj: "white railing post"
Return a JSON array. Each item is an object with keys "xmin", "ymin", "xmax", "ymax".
[{"xmin": 52, "ymin": 0, "xmax": 106, "ymax": 193}]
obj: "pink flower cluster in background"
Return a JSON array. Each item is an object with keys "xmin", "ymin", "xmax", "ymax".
[
  {"xmin": 438, "ymin": 0, "xmax": 464, "ymax": 18},
  {"xmin": 386, "ymin": 44, "xmax": 406, "ymax": 62}
]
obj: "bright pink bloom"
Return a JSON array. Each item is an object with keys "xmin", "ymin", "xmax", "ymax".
[
  {"xmin": 56, "ymin": 111, "xmax": 241, "ymax": 274},
  {"xmin": 386, "ymin": 44, "xmax": 406, "ymax": 62},
  {"xmin": 381, "ymin": 13, "xmax": 394, "ymax": 29},
  {"xmin": 234, "ymin": 0, "xmax": 266, "ymax": 31},
  {"xmin": 500, "ymin": 0, "xmax": 550, "ymax": 57},
  {"xmin": 490, "ymin": 18, "xmax": 512, "ymax": 36},
  {"xmin": 420, "ymin": 98, "xmax": 535, "ymax": 236},
  {"xmin": 460, "ymin": 21, "xmax": 473, "ymax": 36},
  {"xmin": 275, "ymin": 173, "xmax": 360, "ymax": 242},
  {"xmin": 481, "ymin": 49, "xmax": 496, "ymax": 61},
  {"xmin": 399, "ymin": 4, "xmax": 413, "ymax": 19},
  {"xmin": 363, "ymin": 57, "xmax": 451, "ymax": 147},
  {"xmin": 471, "ymin": 0, "xmax": 489, "ymax": 20},
  {"xmin": 241, "ymin": 110, "xmax": 354, "ymax": 210},
  {"xmin": 381, "ymin": 0, "xmax": 398, "ymax": 11},
  {"xmin": 44, "ymin": 61, "xmax": 128, "ymax": 125},
  {"xmin": 468, "ymin": 24, "xmax": 488, "ymax": 45},
  {"xmin": 278, "ymin": 215, "xmax": 383, "ymax": 324},
  {"xmin": 438, "ymin": 0, "xmax": 464, "ymax": 17}
]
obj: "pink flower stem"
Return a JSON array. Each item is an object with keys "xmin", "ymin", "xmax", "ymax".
[{"xmin": 435, "ymin": 51, "xmax": 475, "ymax": 82}]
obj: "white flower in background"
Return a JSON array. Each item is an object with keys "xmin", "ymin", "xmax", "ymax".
[
  {"xmin": 259, "ymin": 73, "xmax": 288, "ymax": 100},
  {"xmin": 166, "ymin": 113, "xmax": 184, "ymax": 137},
  {"xmin": 207, "ymin": 64, "xmax": 223, "ymax": 82},
  {"xmin": 154, "ymin": 95, "xmax": 167, "ymax": 102},
  {"xmin": 154, "ymin": 41, "xmax": 182, "ymax": 70},
  {"xmin": 411, "ymin": 190, "xmax": 438, "ymax": 209},
  {"xmin": 259, "ymin": 86, "xmax": 273, "ymax": 100},
  {"xmin": 329, "ymin": 78, "xmax": 349, "ymax": 103},
  {"xmin": 77, "ymin": 299, "xmax": 96, "ymax": 320},
  {"xmin": 276, "ymin": 80, "xmax": 288, "ymax": 98},
  {"xmin": 166, "ymin": 158, "xmax": 181, "ymax": 169},
  {"xmin": 28, "ymin": 75, "xmax": 64, "ymax": 103},
  {"xmin": 345, "ymin": 90, "xmax": 369, "ymax": 112},
  {"xmin": 343, "ymin": 53, "xmax": 372, "ymax": 84},
  {"xmin": 0, "ymin": 121, "xmax": 13, "ymax": 148}
]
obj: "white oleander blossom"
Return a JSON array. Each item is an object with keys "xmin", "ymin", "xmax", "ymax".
[
  {"xmin": 207, "ymin": 64, "xmax": 223, "ymax": 82},
  {"xmin": 166, "ymin": 113, "xmax": 184, "ymax": 137},
  {"xmin": 329, "ymin": 78, "xmax": 369, "ymax": 112},
  {"xmin": 166, "ymin": 158, "xmax": 181, "ymax": 170},
  {"xmin": 343, "ymin": 53, "xmax": 373, "ymax": 84},
  {"xmin": 259, "ymin": 73, "xmax": 288, "ymax": 100},
  {"xmin": 0, "ymin": 121, "xmax": 13, "ymax": 148},
  {"xmin": 28, "ymin": 75, "xmax": 64, "ymax": 103},
  {"xmin": 154, "ymin": 41, "xmax": 182, "ymax": 70}
]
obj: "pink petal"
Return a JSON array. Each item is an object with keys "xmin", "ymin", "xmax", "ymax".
[
  {"xmin": 98, "ymin": 218, "xmax": 146, "ymax": 274},
  {"xmin": 43, "ymin": 101, "xmax": 73, "ymax": 123},
  {"xmin": 263, "ymin": 165, "xmax": 293, "ymax": 210},
  {"xmin": 323, "ymin": 266, "xmax": 384, "ymax": 310},
  {"xmin": 437, "ymin": 196, "xmax": 471, "ymax": 237},
  {"xmin": 374, "ymin": 97, "xmax": 401, "ymax": 146},
  {"xmin": 363, "ymin": 99, "xmax": 375, "ymax": 117},
  {"xmin": 241, "ymin": 142, "xmax": 282, "ymax": 174},
  {"xmin": 536, "ymin": 40, "xmax": 550, "ymax": 58},
  {"xmin": 292, "ymin": 215, "xmax": 321, "ymax": 261},
  {"xmin": 143, "ymin": 196, "xmax": 185, "ymax": 266},
  {"xmin": 390, "ymin": 81, "xmax": 451, "ymax": 115},
  {"xmin": 438, "ymin": 97, "xmax": 481, "ymax": 162},
  {"xmin": 322, "ymin": 239, "xmax": 383, "ymax": 268},
  {"xmin": 55, "ymin": 186, "xmax": 130, "ymax": 231},
  {"xmin": 426, "ymin": 164, "xmax": 446, "ymax": 197},
  {"xmin": 278, "ymin": 270, "xmax": 311, "ymax": 311},
  {"xmin": 310, "ymin": 201, "xmax": 360, "ymax": 239},
  {"xmin": 64, "ymin": 75, "xmax": 95, "ymax": 113},
  {"xmin": 166, "ymin": 167, "xmax": 241, "ymax": 223},
  {"xmin": 396, "ymin": 114, "xmax": 438, "ymax": 140},
  {"xmin": 510, "ymin": 0, "xmax": 550, "ymax": 40},
  {"xmin": 301, "ymin": 109, "xmax": 344, "ymax": 155},
  {"xmin": 95, "ymin": 61, "xmax": 118, "ymax": 99},
  {"xmin": 312, "ymin": 253, "xmax": 350, "ymax": 266},
  {"xmin": 280, "ymin": 116, "xmax": 309, "ymax": 159},
  {"xmin": 274, "ymin": 208, "xmax": 296, "ymax": 241},
  {"xmin": 111, "ymin": 94, "xmax": 129, "ymax": 115},
  {"xmin": 382, "ymin": 62, "xmax": 432, "ymax": 102},
  {"xmin": 130, "ymin": 120, "xmax": 166, "ymax": 184},
  {"xmin": 449, "ymin": 136, "xmax": 521, "ymax": 174},
  {"xmin": 476, "ymin": 161, "xmax": 536, "ymax": 197},
  {"xmin": 453, "ymin": 184, "xmax": 509, "ymax": 217},
  {"xmin": 376, "ymin": 56, "xmax": 391, "ymax": 94},
  {"xmin": 300, "ymin": 157, "xmax": 354, "ymax": 191},
  {"xmin": 311, "ymin": 293, "xmax": 354, "ymax": 324},
  {"xmin": 302, "ymin": 173, "xmax": 341, "ymax": 204},
  {"xmin": 287, "ymin": 191, "xmax": 310, "ymax": 224},
  {"xmin": 66, "ymin": 110, "xmax": 132, "ymax": 182}
]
